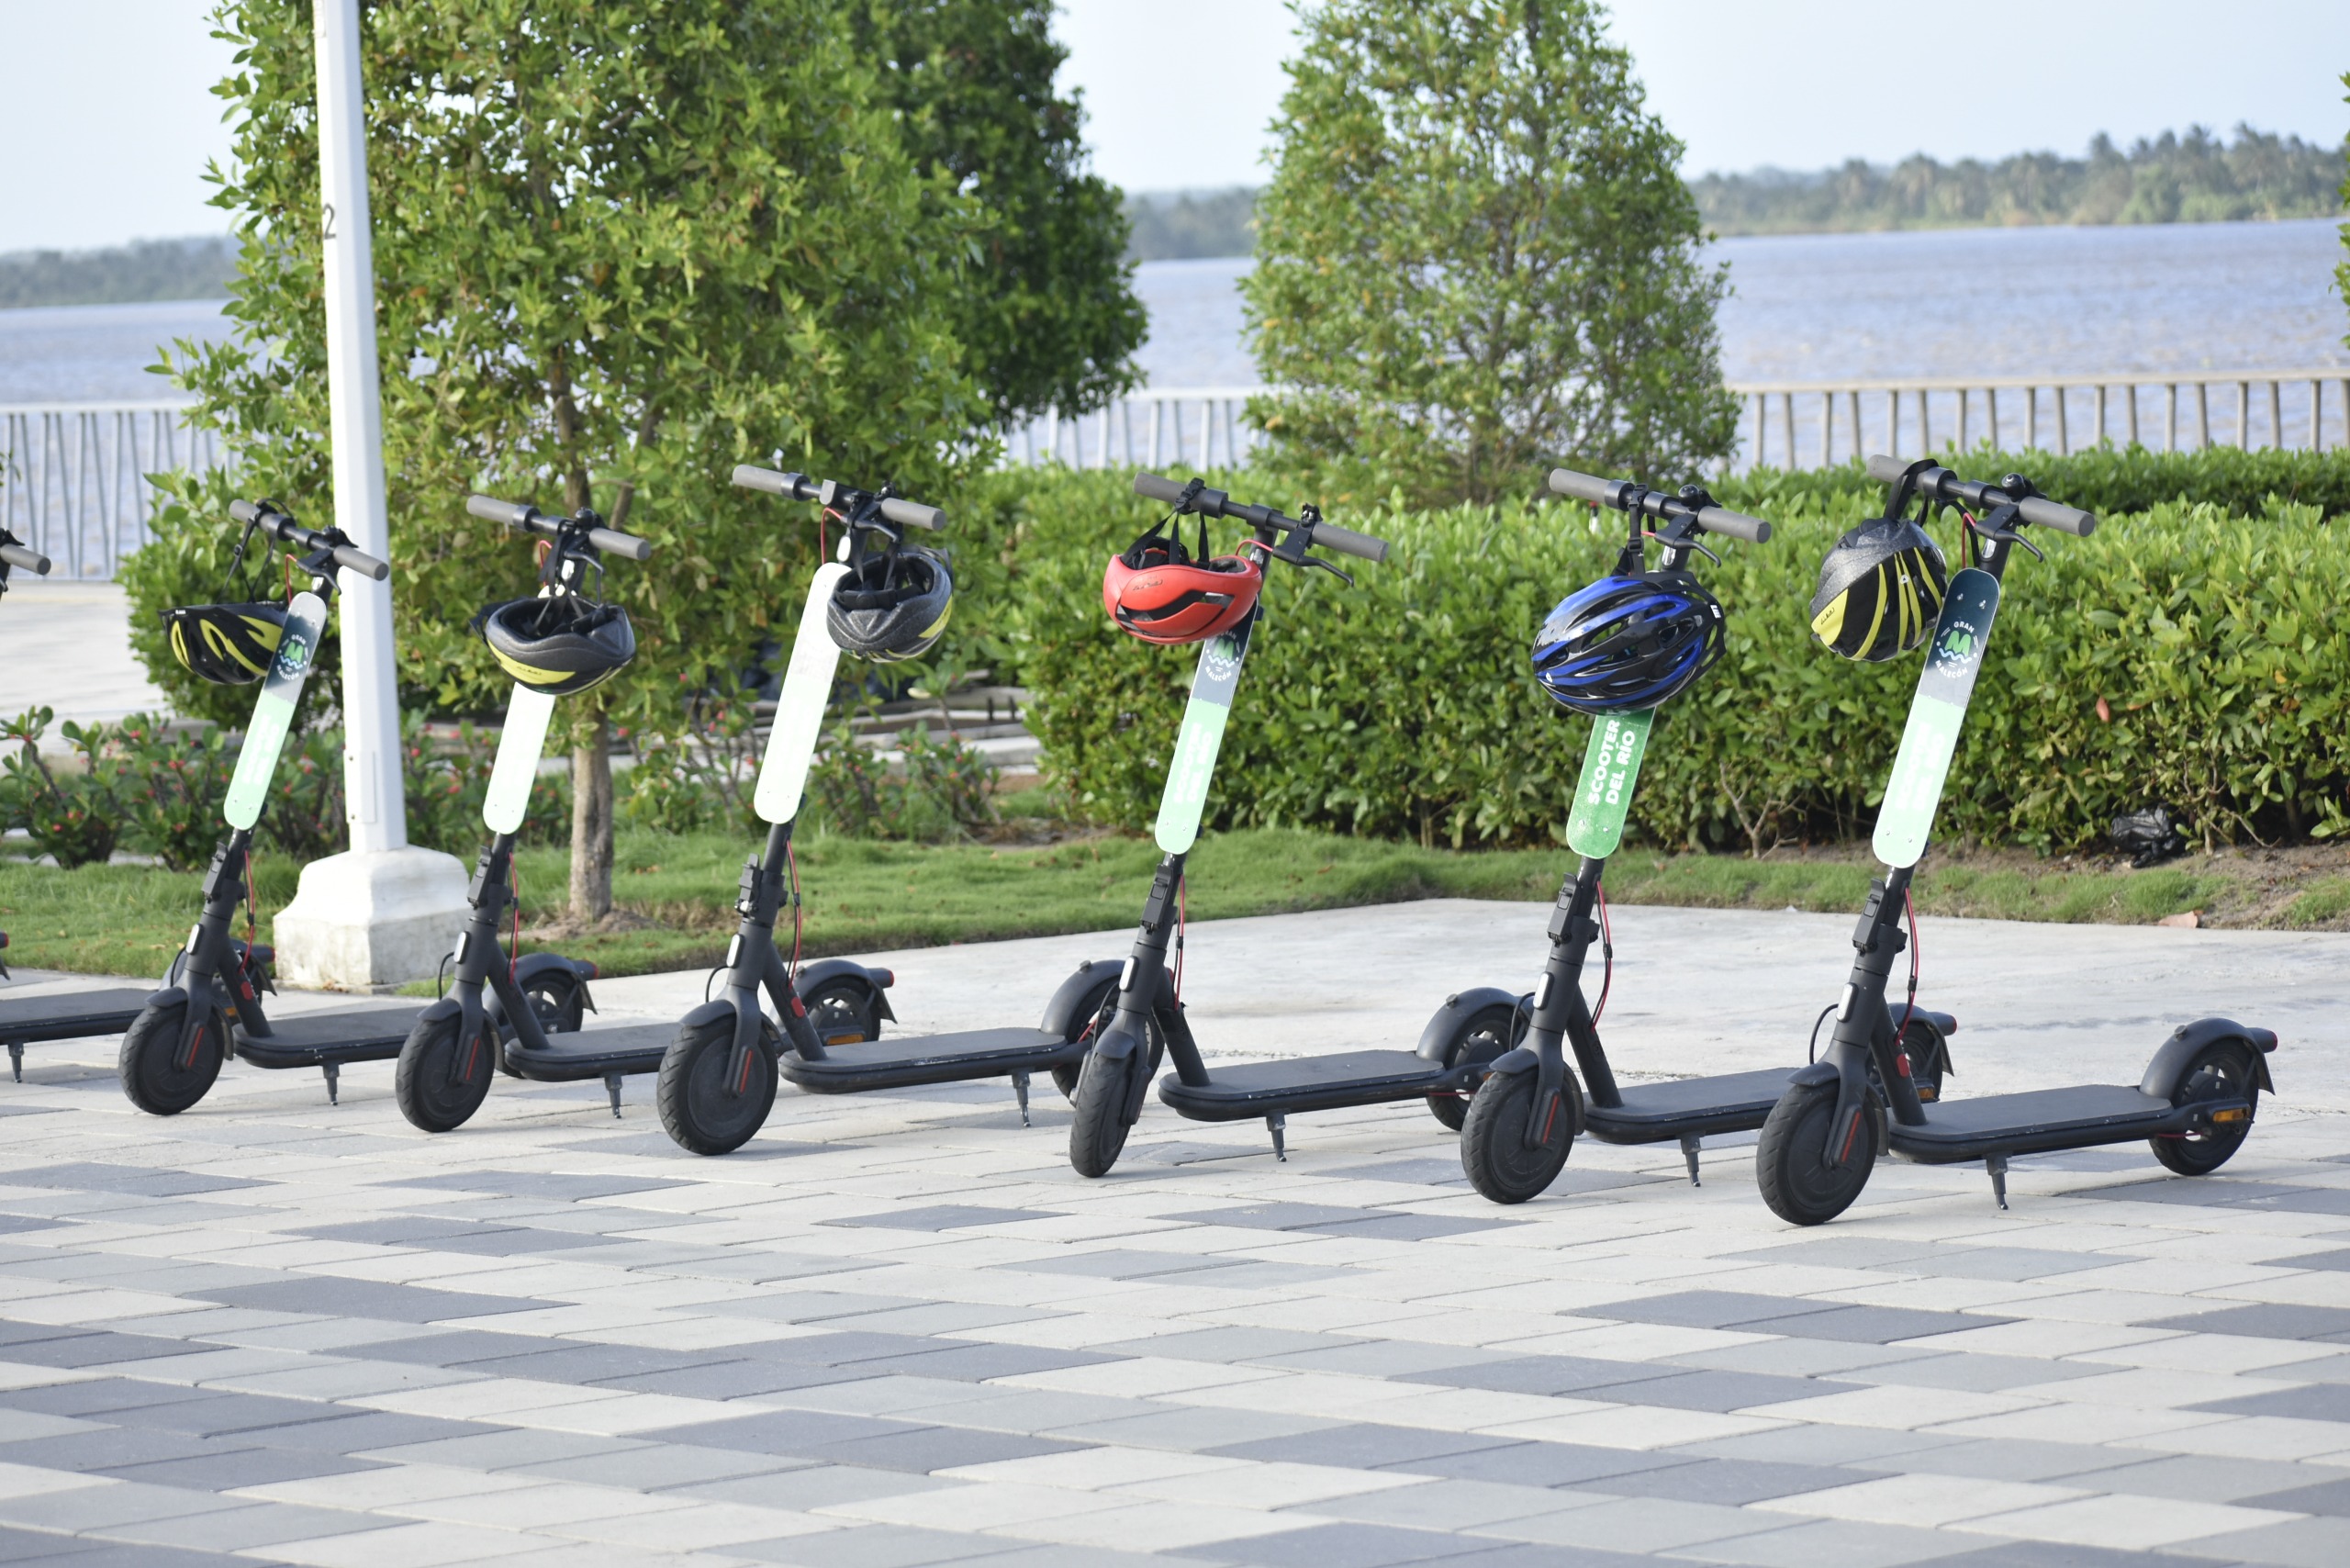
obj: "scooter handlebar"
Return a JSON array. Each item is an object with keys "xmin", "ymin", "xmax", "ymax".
[
  {"xmin": 467, "ymin": 494, "xmax": 651, "ymax": 557},
  {"xmin": 330, "ymin": 544, "xmax": 391, "ymax": 580},
  {"xmin": 588, "ymin": 527, "xmax": 654, "ymax": 560},
  {"xmin": 731, "ymin": 465, "xmax": 816, "ymax": 501},
  {"xmin": 1868, "ymin": 454, "xmax": 2098, "ymax": 537},
  {"xmin": 1131, "ymin": 471, "xmax": 1387, "ymax": 562},
  {"xmin": 466, "ymin": 493, "xmax": 535, "ymax": 528},
  {"xmin": 734, "ymin": 465, "xmax": 944, "ymax": 530},
  {"xmin": 228, "ymin": 498, "xmax": 389, "ymax": 578},
  {"xmin": 878, "ymin": 497, "xmax": 946, "ymax": 532},
  {"xmin": 1549, "ymin": 468, "xmax": 1771, "ymax": 543},
  {"xmin": 1, "ymin": 542, "xmax": 50, "ymax": 575}
]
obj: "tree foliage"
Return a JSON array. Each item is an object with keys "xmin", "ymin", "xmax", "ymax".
[
  {"xmin": 1242, "ymin": 0, "xmax": 1737, "ymax": 506},
  {"xmin": 1696, "ymin": 125, "xmax": 2347, "ymax": 236},
  {"xmin": 856, "ymin": 0, "xmax": 1144, "ymax": 426},
  {"xmin": 129, "ymin": 0, "xmax": 987, "ymax": 913}
]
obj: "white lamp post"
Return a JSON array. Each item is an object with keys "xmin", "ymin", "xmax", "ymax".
[{"xmin": 271, "ymin": 0, "xmax": 468, "ymax": 989}]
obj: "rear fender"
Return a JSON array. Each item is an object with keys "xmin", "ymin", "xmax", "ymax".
[
  {"xmin": 794, "ymin": 958, "xmax": 896, "ymax": 1024},
  {"xmin": 512, "ymin": 952, "xmax": 595, "ymax": 1017},
  {"xmin": 2142, "ymin": 1018, "xmax": 2276, "ymax": 1099},
  {"xmin": 1040, "ymin": 960, "xmax": 1124, "ymax": 1042},
  {"xmin": 1413, "ymin": 987, "xmax": 1525, "ymax": 1064}
]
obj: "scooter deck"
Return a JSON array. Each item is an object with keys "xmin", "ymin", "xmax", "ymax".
[
  {"xmin": 233, "ymin": 1003, "xmax": 425, "ymax": 1069},
  {"xmin": 1157, "ymin": 1049, "xmax": 1457, "ymax": 1122},
  {"xmin": 505, "ymin": 1022, "xmax": 679, "ymax": 1081},
  {"xmin": 1890, "ymin": 1083, "xmax": 2192, "ymax": 1164},
  {"xmin": 782, "ymin": 1027, "xmax": 1076, "ymax": 1092},
  {"xmin": 0, "ymin": 989, "xmax": 151, "ymax": 1045},
  {"xmin": 1583, "ymin": 1066, "xmax": 1799, "ymax": 1144}
]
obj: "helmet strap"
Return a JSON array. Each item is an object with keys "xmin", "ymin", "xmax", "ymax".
[{"xmin": 1611, "ymin": 507, "xmax": 1645, "ymax": 578}]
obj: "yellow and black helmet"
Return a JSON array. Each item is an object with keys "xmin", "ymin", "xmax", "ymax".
[
  {"xmin": 1808, "ymin": 516, "xmax": 1949, "ymax": 663},
  {"xmin": 163, "ymin": 602, "xmax": 291, "ymax": 686},
  {"xmin": 482, "ymin": 595, "xmax": 637, "ymax": 697},
  {"xmin": 827, "ymin": 546, "xmax": 954, "ymax": 664}
]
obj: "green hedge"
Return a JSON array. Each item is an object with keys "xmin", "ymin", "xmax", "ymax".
[{"xmin": 967, "ymin": 451, "xmax": 2350, "ymax": 854}]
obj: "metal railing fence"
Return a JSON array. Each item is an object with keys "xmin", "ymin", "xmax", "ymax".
[{"xmin": 0, "ymin": 402, "xmax": 226, "ymax": 580}]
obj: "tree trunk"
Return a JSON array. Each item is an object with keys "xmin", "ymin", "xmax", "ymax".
[{"xmin": 570, "ymin": 711, "xmax": 615, "ymax": 924}]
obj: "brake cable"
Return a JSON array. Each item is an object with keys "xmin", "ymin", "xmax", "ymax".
[{"xmin": 1590, "ymin": 885, "xmax": 1614, "ymax": 1027}]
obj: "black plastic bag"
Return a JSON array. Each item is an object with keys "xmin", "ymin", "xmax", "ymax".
[{"xmin": 2111, "ymin": 804, "xmax": 2187, "ymax": 868}]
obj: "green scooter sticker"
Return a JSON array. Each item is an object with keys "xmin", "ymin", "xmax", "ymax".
[
  {"xmin": 1566, "ymin": 709, "xmax": 1652, "ymax": 859},
  {"xmin": 1154, "ymin": 615, "xmax": 1255, "ymax": 854},
  {"xmin": 1873, "ymin": 566, "xmax": 2001, "ymax": 869},
  {"xmin": 222, "ymin": 591, "xmax": 326, "ymax": 831}
]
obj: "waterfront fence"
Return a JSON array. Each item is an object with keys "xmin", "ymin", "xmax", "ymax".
[{"xmin": 0, "ymin": 402, "xmax": 226, "ymax": 580}]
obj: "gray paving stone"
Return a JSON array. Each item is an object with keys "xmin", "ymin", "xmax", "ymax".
[
  {"xmin": 298, "ymin": 1217, "xmax": 624, "ymax": 1257},
  {"xmin": 1587, "ymin": 1455, "xmax": 1860, "ymax": 1505},
  {"xmin": 1302, "ymin": 1479, "xmax": 1580, "ymax": 1533},
  {"xmin": 1211, "ymin": 1424, "xmax": 1521, "ymax": 1472},
  {"xmin": 1388, "ymin": 1441, "xmax": 1699, "ymax": 1489},
  {"xmin": 802, "ymin": 1425, "xmax": 1088, "ymax": 1474},
  {"xmin": 1578, "ymin": 1368, "xmax": 1850, "ymax": 1412},
  {"xmin": 999, "ymin": 1249, "xmax": 1226, "ymax": 1280},
  {"xmin": 1044, "ymin": 1406, "xmax": 1341, "ymax": 1453},
  {"xmin": 598, "ymin": 1360, "xmax": 881, "ymax": 1400},
  {"xmin": 2273, "ymin": 1247, "xmax": 2350, "ymax": 1271},
  {"xmin": 1154, "ymin": 1261, "xmax": 1360, "ymax": 1291},
  {"xmin": 1095, "ymin": 1326, "xmax": 1361, "ymax": 1363},
  {"xmin": 0, "ymin": 1527, "xmax": 99, "ymax": 1562},
  {"xmin": 2240, "ymin": 1474, "xmax": 2350, "ymax": 1515},
  {"xmin": 824, "ymin": 1205, "xmax": 1045, "ymax": 1232},
  {"xmin": 354, "ymin": 1428, "xmax": 647, "ymax": 1469},
  {"xmin": 639, "ymin": 1409, "xmax": 934, "ymax": 1457},
  {"xmin": 0, "ymin": 1428, "xmax": 232, "ymax": 1474},
  {"xmin": 2, "ymin": 1333, "xmax": 207, "ymax": 1370},
  {"xmin": 849, "ymin": 1343, "xmax": 1118, "ymax": 1383},
  {"xmin": 1205, "ymin": 1520, "xmax": 1499, "ymax": 1565},
  {"xmin": 1675, "ymin": 1517, "xmax": 1986, "ymax": 1567},
  {"xmin": 726, "ymin": 1522, "xmax": 1021, "ymax": 1566},
  {"xmin": 1582, "ymin": 1290, "xmax": 1836, "ymax": 1331},
  {"xmin": 12, "ymin": 1544, "xmax": 263, "ymax": 1568},
  {"xmin": 739, "ymin": 1331, "xmax": 952, "ymax": 1364},
  {"xmin": 2089, "ymin": 1452, "xmax": 2339, "ymax": 1504},
  {"xmin": 192, "ymin": 1277, "xmax": 548, "ymax": 1323},
  {"xmin": 508, "ymin": 1440, "xmax": 811, "ymax": 1491},
  {"xmin": 95, "ymin": 1391, "xmax": 350, "ymax": 1439},
  {"xmin": 673, "ymin": 1463, "xmax": 957, "ymax": 1511},
  {"xmin": 467, "ymin": 1342, "xmax": 744, "ymax": 1384},
  {"xmin": 2142, "ymin": 1302, "xmax": 2350, "ymax": 1340},
  {"xmin": 238, "ymin": 1409, "xmax": 503, "ymax": 1455},
  {"xmin": 0, "ymin": 1381, "xmax": 218, "ymax": 1418},
  {"xmin": 1669, "ymin": 1427, "xmax": 1965, "ymax": 1470},
  {"xmin": 1257, "ymin": 1343, "xmax": 1513, "ymax": 1380},
  {"xmin": 1668, "ymin": 1338, "xmax": 1930, "ymax": 1379},
  {"xmin": 1921, "ymin": 1544, "xmax": 2236, "ymax": 1568},
  {"xmin": 1892, "ymin": 1246, "xmax": 2121, "ymax": 1281},
  {"xmin": 2174, "ymin": 1516, "xmax": 2350, "ymax": 1568},
  {"xmin": 98, "ymin": 1444, "xmax": 383, "ymax": 1490},
  {"xmin": 2191, "ymin": 1383, "xmax": 2350, "ymax": 1422},
  {"xmin": 377, "ymin": 1170, "xmax": 688, "ymax": 1200},
  {"xmin": 1, "ymin": 1162, "xmax": 264, "ymax": 1198},
  {"xmin": 1732, "ymin": 1304, "xmax": 2007, "ymax": 1344},
  {"xmin": 346, "ymin": 1327, "xmax": 566, "ymax": 1367},
  {"xmin": 0, "ymin": 1481, "xmax": 253, "ymax": 1532},
  {"xmin": 1862, "ymin": 1435, "xmax": 2135, "ymax": 1484},
  {"xmin": 1842, "ymin": 1352, "xmax": 2103, "ymax": 1393},
  {"xmin": 0, "ymin": 1413, "xmax": 98, "ymax": 1444},
  {"xmin": 91, "ymin": 1501, "xmax": 393, "ymax": 1551}
]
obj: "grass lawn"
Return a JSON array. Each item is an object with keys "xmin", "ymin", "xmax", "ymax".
[{"xmin": 6, "ymin": 826, "xmax": 2345, "ymax": 982}]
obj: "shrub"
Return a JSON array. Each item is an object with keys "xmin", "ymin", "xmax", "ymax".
[
  {"xmin": 806, "ymin": 723, "xmax": 1000, "ymax": 843},
  {"xmin": 0, "ymin": 710, "xmax": 126, "ymax": 868},
  {"xmin": 112, "ymin": 713, "xmax": 234, "ymax": 872}
]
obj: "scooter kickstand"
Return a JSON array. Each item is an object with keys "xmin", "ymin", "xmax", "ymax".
[
  {"xmin": 604, "ymin": 1073, "xmax": 623, "ymax": 1119},
  {"xmin": 7, "ymin": 1042, "xmax": 20, "ymax": 1083},
  {"xmin": 1268, "ymin": 1114, "xmax": 1287, "ymax": 1162},
  {"xmin": 322, "ymin": 1062, "xmax": 340, "ymax": 1106},
  {"xmin": 1680, "ymin": 1135, "xmax": 1701, "ymax": 1186},
  {"xmin": 1012, "ymin": 1070, "xmax": 1031, "ymax": 1128},
  {"xmin": 1986, "ymin": 1154, "xmax": 2009, "ymax": 1210}
]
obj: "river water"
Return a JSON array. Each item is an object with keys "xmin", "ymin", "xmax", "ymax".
[{"xmin": 3, "ymin": 218, "xmax": 2344, "ymax": 406}]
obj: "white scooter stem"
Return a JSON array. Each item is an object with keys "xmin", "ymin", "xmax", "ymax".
[
  {"xmin": 753, "ymin": 562, "xmax": 850, "ymax": 826},
  {"xmin": 222, "ymin": 591, "xmax": 330, "ymax": 831}
]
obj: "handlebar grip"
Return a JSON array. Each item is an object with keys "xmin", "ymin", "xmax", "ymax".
[
  {"xmin": 331, "ymin": 545, "xmax": 390, "ymax": 581},
  {"xmin": 1, "ymin": 543, "xmax": 50, "ymax": 575},
  {"xmin": 1133, "ymin": 473, "xmax": 1189, "ymax": 506},
  {"xmin": 1695, "ymin": 506, "xmax": 1771, "ymax": 543},
  {"xmin": 466, "ymin": 494, "xmax": 534, "ymax": 528},
  {"xmin": 1547, "ymin": 468, "xmax": 1621, "ymax": 507},
  {"xmin": 1310, "ymin": 521, "xmax": 1389, "ymax": 563},
  {"xmin": 1864, "ymin": 454, "xmax": 1909, "ymax": 483},
  {"xmin": 731, "ymin": 465, "xmax": 791, "ymax": 497},
  {"xmin": 878, "ymin": 497, "xmax": 945, "ymax": 532},
  {"xmin": 229, "ymin": 498, "xmax": 262, "ymax": 526},
  {"xmin": 2018, "ymin": 496, "xmax": 2096, "ymax": 536},
  {"xmin": 588, "ymin": 527, "xmax": 653, "ymax": 561}
]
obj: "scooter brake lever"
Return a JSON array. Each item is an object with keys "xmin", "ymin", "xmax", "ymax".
[
  {"xmin": 1297, "ymin": 553, "xmax": 1355, "ymax": 588},
  {"xmin": 1968, "ymin": 503, "xmax": 2043, "ymax": 561}
]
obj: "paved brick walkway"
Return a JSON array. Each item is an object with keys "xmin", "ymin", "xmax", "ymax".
[{"xmin": 1, "ymin": 904, "xmax": 2347, "ymax": 1566}]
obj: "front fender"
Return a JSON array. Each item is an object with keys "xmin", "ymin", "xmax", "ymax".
[
  {"xmin": 1481, "ymin": 1046, "xmax": 1540, "ymax": 1081},
  {"xmin": 412, "ymin": 995, "xmax": 464, "ymax": 1030},
  {"xmin": 681, "ymin": 999, "xmax": 735, "ymax": 1034},
  {"xmin": 1789, "ymin": 1060, "xmax": 1841, "ymax": 1090},
  {"xmin": 2142, "ymin": 1018, "xmax": 2277, "ymax": 1099},
  {"xmin": 142, "ymin": 985, "xmax": 189, "ymax": 1014},
  {"xmin": 1414, "ymin": 987, "xmax": 1526, "ymax": 1063},
  {"xmin": 1040, "ymin": 959, "xmax": 1124, "ymax": 1042}
]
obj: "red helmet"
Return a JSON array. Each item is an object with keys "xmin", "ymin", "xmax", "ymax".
[{"xmin": 1102, "ymin": 520, "xmax": 1263, "ymax": 645}]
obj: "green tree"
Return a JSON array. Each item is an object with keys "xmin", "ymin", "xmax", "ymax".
[
  {"xmin": 130, "ymin": 0, "xmax": 985, "ymax": 922},
  {"xmin": 856, "ymin": 0, "xmax": 1145, "ymax": 427},
  {"xmin": 1243, "ymin": 0, "xmax": 1736, "ymax": 506}
]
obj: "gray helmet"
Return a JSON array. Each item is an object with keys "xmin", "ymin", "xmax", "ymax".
[
  {"xmin": 483, "ymin": 595, "xmax": 637, "ymax": 696},
  {"xmin": 827, "ymin": 547, "xmax": 954, "ymax": 663}
]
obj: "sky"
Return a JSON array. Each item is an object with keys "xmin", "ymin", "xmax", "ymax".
[{"xmin": 3, "ymin": 0, "xmax": 2346, "ymax": 253}]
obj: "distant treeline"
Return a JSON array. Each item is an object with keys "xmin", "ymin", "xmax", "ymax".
[
  {"xmin": 1124, "ymin": 187, "xmax": 1256, "ymax": 261},
  {"xmin": 1691, "ymin": 126, "xmax": 2345, "ymax": 236},
  {"xmin": 0, "ymin": 236, "xmax": 236, "ymax": 309}
]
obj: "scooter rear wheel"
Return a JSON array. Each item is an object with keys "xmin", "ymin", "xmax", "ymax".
[
  {"xmin": 2150, "ymin": 1039, "xmax": 2260, "ymax": 1176},
  {"xmin": 395, "ymin": 1014, "xmax": 498, "ymax": 1133},
  {"xmin": 1756, "ymin": 1081, "xmax": 1879, "ymax": 1226},
  {"xmin": 1050, "ymin": 978, "xmax": 1124, "ymax": 1102},
  {"xmin": 1426, "ymin": 1002, "xmax": 1517, "ymax": 1132},
  {"xmin": 801, "ymin": 978, "xmax": 878, "ymax": 1048},
  {"xmin": 1460, "ymin": 1068, "xmax": 1579, "ymax": 1204},
  {"xmin": 119, "ymin": 1001, "xmax": 228, "ymax": 1116},
  {"xmin": 658, "ymin": 1013, "xmax": 782, "ymax": 1156}
]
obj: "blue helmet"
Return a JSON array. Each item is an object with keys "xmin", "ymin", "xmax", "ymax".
[{"xmin": 1532, "ymin": 572, "xmax": 1726, "ymax": 714}]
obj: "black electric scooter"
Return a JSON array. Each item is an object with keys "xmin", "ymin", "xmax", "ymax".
[
  {"xmin": 1755, "ymin": 456, "xmax": 2277, "ymax": 1223},
  {"xmin": 1452, "ymin": 471, "xmax": 1952, "ymax": 1202},
  {"xmin": 0, "ymin": 528, "xmax": 164, "ymax": 1078},
  {"xmin": 391, "ymin": 495, "xmax": 693, "ymax": 1131},
  {"xmin": 656, "ymin": 464, "xmax": 1131, "ymax": 1154},
  {"xmin": 1067, "ymin": 475, "xmax": 1405, "ymax": 1177},
  {"xmin": 116, "ymin": 501, "xmax": 592, "ymax": 1115}
]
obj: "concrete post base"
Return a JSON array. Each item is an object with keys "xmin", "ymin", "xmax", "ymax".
[{"xmin": 272, "ymin": 846, "xmax": 470, "ymax": 991}]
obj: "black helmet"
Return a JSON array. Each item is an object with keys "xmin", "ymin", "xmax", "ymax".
[
  {"xmin": 828, "ymin": 547, "xmax": 954, "ymax": 663},
  {"xmin": 1810, "ymin": 516, "xmax": 1948, "ymax": 663},
  {"xmin": 163, "ymin": 603, "xmax": 291, "ymax": 686},
  {"xmin": 482, "ymin": 595, "xmax": 636, "ymax": 696},
  {"xmin": 1532, "ymin": 572, "xmax": 1726, "ymax": 715}
]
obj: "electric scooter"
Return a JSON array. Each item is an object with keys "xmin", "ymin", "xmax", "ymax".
[
  {"xmin": 1065, "ymin": 474, "xmax": 1403, "ymax": 1177},
  {"xmin": 1451, "ymin": 471, "xmax": 1951, "ymax": 1202},
  {"xmin": 656, "ymin": 465, "xmax": 1132, "ymax": 1154},
  {"xmin": 0, "ymin": 526, "xmax": 174, "ymax": 1079},
  {"xmin": 115, "ymin": 501, "xmax": 593, "ymax": 1115},
  {"xmin": 392, "ymin": 494, "xmax": 692, "ymax": 1131},
  {"xmin": 1754, "ymin": 456, "xmax": 2277, "ymax": 1222}
]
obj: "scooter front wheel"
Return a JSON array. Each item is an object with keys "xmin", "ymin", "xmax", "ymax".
[
  {"xmin": 658, "ymin": 1013, "xmax": 781, "ymax": 1156},
  {"xmin": 1069, "ymin": 1039, "xmax": 1152, "ymax": 1178},
  {"xmin": 395, "ymin": 1014, "xmax": 498, "ymax": 1133},
  {"xmin": 1460, "ymin": 1068, "xmax": 1579, "ymax": 1204},
  {"xmin": 119, "ymin": 1001, "xmax": 229, "ymax": 1116},
  {"xmin": 1756, "ymin": 1081, "xmax": 1879, "ymax": 1226}
]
